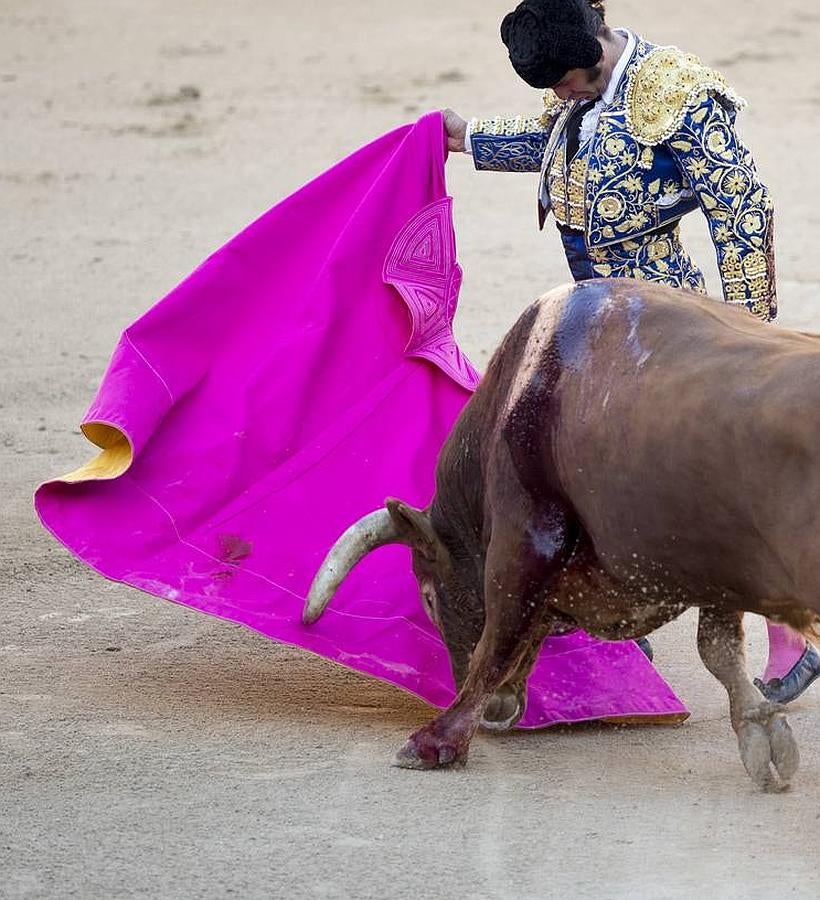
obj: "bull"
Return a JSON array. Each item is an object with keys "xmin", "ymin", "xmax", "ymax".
[{"xmin": 303, "ymin": 279, "xmax": 820, "ymax": 791}]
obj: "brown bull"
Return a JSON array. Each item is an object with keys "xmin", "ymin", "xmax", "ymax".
[{"xmin": 303, "ymin": 279, "xmax": 820, "ymax": 791}]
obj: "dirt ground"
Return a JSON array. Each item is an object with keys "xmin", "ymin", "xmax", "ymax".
[{"xmin": 2, "ymin": 1, "xmax": 819, "ymax": 897}]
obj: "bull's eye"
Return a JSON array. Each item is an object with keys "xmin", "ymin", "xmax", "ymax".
[{"xmin": 419, "ymin": 583, "xmax": 437, "ymax": 621}]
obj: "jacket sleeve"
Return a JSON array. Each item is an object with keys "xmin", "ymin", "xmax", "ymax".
[
  {"xmin": 467, "ymin": 113, "xmax": 551, "ymax": 173},
  {"xmin": 666, "ymin": 92, "xmax": 776, "ymax": 322},
  {"xmin": 467, "ymin": 92, "xmax": 566, "ymax": 173}
]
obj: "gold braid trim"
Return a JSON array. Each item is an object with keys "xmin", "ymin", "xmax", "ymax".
[
  {"xmin": 469, "ymin": 91, "xmax": 567, "ymax": 136},
  {"xmin": 470, "ymin": 114, "xmax": 546, "ymax": 136},
  {"xmin": 625, "ymin": 46, "xmax": 746, "ymax": 146}
]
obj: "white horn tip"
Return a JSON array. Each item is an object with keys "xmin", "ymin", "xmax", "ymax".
[{"xmin": 300, "ymin": 508, "xmax": 400, "ymax": 627}]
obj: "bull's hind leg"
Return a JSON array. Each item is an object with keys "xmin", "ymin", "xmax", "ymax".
[
  {"xmin": 697, "ymin": 607, "xmax": 799, "ymax": 792},
  {"xmin": 393, "ymin": 506, "xmax": 573, "ymax": 770}
]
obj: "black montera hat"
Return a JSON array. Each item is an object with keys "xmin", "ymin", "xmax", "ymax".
[{"xmin": 501, "ymin": 0, "xmax": 604, "ymax": 88}]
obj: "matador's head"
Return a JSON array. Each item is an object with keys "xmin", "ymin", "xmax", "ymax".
[{"xmin": 501, "ymin": 0, "xmax": 608, "ymax": 91}]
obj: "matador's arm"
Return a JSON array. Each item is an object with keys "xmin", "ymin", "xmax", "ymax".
[
  {"xmin": 666, "ymin": 92, "xmax": 777, "ymax": 322},
  {"xmin": 466, "ymin": 91, "xmax": 567, "ymax": 173}
]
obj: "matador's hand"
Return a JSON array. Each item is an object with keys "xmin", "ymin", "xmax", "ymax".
[{"xmin": 442, "ymin": 108, "xmax": 467, "ymax": 153}]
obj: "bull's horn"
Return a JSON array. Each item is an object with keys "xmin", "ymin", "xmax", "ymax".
[{"xmin": 302, "ymin": 509, "xmax": 401, "ymax": 625}]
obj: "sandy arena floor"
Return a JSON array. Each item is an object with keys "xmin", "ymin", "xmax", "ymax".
[{"xmin": 2, "ymin": 1, "xmax": 819, "ymax": 897}]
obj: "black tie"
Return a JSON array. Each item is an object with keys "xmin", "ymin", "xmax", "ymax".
[{"xmin": 564, "ymin": 100, "xmax": 597, "ymax": 162}]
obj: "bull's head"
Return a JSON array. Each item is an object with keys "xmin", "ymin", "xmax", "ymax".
[{"xmin": 303, "ymin": 498, "xmax": 484, "ymax": 688}]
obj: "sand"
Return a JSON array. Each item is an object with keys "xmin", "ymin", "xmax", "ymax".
[{"xmin": 2, "ymin": 1, "xmax": 819, "ymax": 897}]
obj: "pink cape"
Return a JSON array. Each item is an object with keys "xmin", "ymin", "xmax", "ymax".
[{"xmin": 35, "ymin": 112, "xmax": 688, "ymax": 728}]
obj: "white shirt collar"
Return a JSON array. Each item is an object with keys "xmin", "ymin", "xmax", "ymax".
[{"xmin": 601, "ymin": 28, "xmax": 636, "ymax": 105}]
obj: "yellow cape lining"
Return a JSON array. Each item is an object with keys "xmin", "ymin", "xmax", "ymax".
[{"xmin": 59, "ymin": 422, "xmax": 133, "ymax": 483}]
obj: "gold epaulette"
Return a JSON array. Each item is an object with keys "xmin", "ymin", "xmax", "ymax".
[{"xmin": 625, "ymin": 46, "xmax": 746, "ymax": 145}]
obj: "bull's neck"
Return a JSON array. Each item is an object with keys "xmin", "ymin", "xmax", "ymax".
[{"xmin": 430, "ymin": 411, "xmax": 486, "ymax": 558}]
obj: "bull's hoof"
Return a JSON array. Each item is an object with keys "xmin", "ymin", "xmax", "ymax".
[
  {"xmin": 480, "ymin": 685, "xmax": 524, "ymax": 732},
  {"xmin": 392, "ymin": 724, "xmax": 469, "ymax": 770},
  {"xmin": 738, "ymin": 702, "xmax": 799, "ymax": 792}
]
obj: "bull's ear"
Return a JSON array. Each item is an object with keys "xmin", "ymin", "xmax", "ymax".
[{"xmin": 385, "ymin": 498, "xmax": 437, "ymax": 552}]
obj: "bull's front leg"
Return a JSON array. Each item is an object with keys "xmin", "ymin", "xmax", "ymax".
[
  {"xmin": 479, "ymin": 630, "xmax": 544, "ymax": 733},
  {"xmin": 480, "ymin": 615, "xmax": 572, "ymax": 732},
  {"xmin": 393, "ymin": 511, "xmax": 570, "ymax": 770},
  {"xmin": 697, "ymin": 607, "xmax": 799, "ymax": 792}
]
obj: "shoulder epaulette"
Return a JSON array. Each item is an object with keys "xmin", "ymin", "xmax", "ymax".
[{"xmin": 625, "ymin": 46, "xmax": 746, "ymax": 145}]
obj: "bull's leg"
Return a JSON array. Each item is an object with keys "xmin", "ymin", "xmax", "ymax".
[
  {"xmin": 393, "ymin": 604, "xmax": 551, "ymax": 769},
  {"xmin": 697, "ymin": 607, "xmax": 799, "ymax": 792},
  {"xmin": 479, "ymin": 645, "xmax": 538, "ymax": 732},
  {"xmin": 394, "ymin": 511, "xmax": 571, "ymax": 769},
  {"xmin": 480, "ymin": 621, "xmax": 558, "ymax": 731}
]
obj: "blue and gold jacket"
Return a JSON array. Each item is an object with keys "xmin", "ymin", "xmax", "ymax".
[{"xmin": 468, "ymin": 34, "xmax": 776, "ymax": 321}]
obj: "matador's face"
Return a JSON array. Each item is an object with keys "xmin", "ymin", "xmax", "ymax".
[
  {"xmin": 552, "ymin": 62, "xmax": 607, "ymax": 102},
  {"xmin": 551, "ymin": 34, "xmax": 615, "ymax": 102}
]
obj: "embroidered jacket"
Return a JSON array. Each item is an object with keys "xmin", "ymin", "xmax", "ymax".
[{"xmin": 468, "ymin": 35, "xmax": 776, "ymax": 321}]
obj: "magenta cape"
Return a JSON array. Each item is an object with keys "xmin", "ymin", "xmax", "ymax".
[{"xmin": 35, "ymin": 112, "xmax": 687, "ymax": 728}]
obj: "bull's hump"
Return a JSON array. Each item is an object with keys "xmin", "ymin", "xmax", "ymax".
[
  {"xmin": 501, "ymin": 278, "xmax": 737, "ymax": 418},
  {"xmin": 502, "ymin": 284, "xmax": 576, "ymax": 416},
  {"xmin": 553, "ymin": 280, "xmax": 626, "ymax": 372}
]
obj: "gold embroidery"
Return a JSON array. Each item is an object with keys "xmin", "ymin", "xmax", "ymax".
[
  {"xmin": 547, "ymin": 145, "xmax": 568, "ymax": 225},
  {"xmin": 597, "ymin": 195, "xmax": 625, "ymax": 221},
  {"xmin": 604, "ymin": 136, "xmax": 627, "ymax": 157},
  {"xmin": 741, "ymin": 250, "xmax": 771, "ymax": 303},
  {"xmin": 647, "ymin": 237, "xmax": 672, "ymax": 261},
  {"xmin": 538, "ymin": 103, "xmax": 577, "ymax": 202},
  {"xmin": 470, "ymin": 114, "xmax": 545, "ymax": 137},
  {"xmin": 566, "ymin": 156, "xmax": 587, "ymax": 230},
  {"xmin": 750, "ymin": 299, "xmax": 771, "ymax": 319},
  {"xmin": 637, "ymin": 147, "xmax": 654, "ymax": 170},
  {"xmin": 584, "ymin": 227, "xmax": 708, "ymax": 294},
  {"xmin": 740, "ymin": 210, "xmax": 766, "ymax": 236},
  {"xmin": 625, "ymin": 47, "xmax": 745, "ymax": 145},
  {"xmin": 742, "ymin": 250, "xmax": 769, "ymax": 280},
  {"xmin": 623, "ymin": 174, "xmax": 644, "ymax": 193},
  {"xmin": 542, "ymin": 89, "xmax": 565, "ymax": 116}
]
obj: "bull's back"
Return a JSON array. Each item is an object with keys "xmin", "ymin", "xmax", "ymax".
[{"xmin": 549, "ymin": 280, "xmax": 820, "ymax": 605}]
